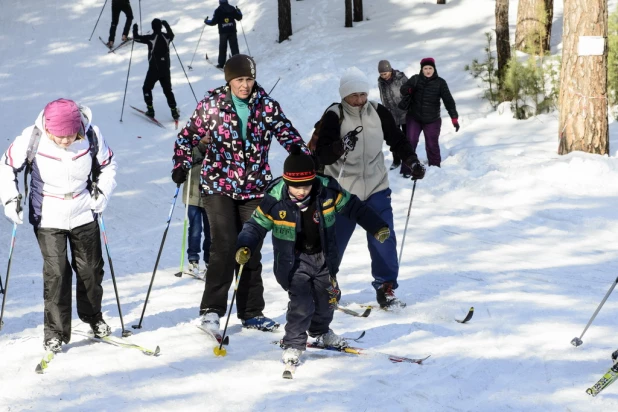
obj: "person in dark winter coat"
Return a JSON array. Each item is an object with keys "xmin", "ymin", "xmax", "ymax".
[
  {"xmin": 0, "ymin": 99, "xmax": 117, "ymax": 354},
  {"xmin": 132, "ymin": 19, "xmax": 179, "ymax": 120},
  {"xmin": 377, "ymin": 60, "xmax": 409, "ymax": 172},
  {"xmin": 400, "ymin": 57, "xmax": 459, "ymax": 170},
  {"xmin": 172, "ymin": 54, "xmax": 310, "ymax": 334},
  {"xmin": 205, "ymin": 0, "xmax": 243, "ymax": 68},
  {"xmin": 236, "ymin": 146, "xmax": 390, "ymax": 365},
  {"xmin": 315, "ymin": 67, "xmax": 425, "ymax": 309},
  {"xmin": 106, "ymin": 0, "xmax": 133, "ymax": 49}
]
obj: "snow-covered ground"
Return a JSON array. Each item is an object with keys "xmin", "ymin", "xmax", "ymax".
[{"xmin": 1, "ymin": 0, "xmax": 618, "ymax": 410}]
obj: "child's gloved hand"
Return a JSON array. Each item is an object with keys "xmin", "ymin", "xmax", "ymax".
[
  {"xmin": 235, "ymin": 247, "xmax": 251, "ymax": 265},
  {"xmin": 374, "ymin": 227, "xmax": 390, "ymax": 243},
  {"xmin": 327, "ymin": 276, "xmax": 341, "ymax": 309}
]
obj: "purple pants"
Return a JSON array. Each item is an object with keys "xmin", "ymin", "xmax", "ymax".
[{"xmin": 401, "ymin": 116, "xmax": 442, "ymax": 173}]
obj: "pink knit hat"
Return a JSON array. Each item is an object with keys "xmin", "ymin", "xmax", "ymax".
[
  {"xmin": 420, "ymin": 57, "xmax": 436, "ymax": 69},
  {"xmin": 44, "ymin": 98, "xmax": 82, "ymax": 136}
]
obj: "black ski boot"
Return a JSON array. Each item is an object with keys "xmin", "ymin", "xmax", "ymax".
[
  {"xmin": 376, "ymin": 282, "xmax": 407, "ymax": 309},
  {"xmin": 171, "ymin": 107, "xmax": 180, "ymax": 120},
  {"xmin": 145, "ymin": 105, "xmax": 155, "ymax": 118}
]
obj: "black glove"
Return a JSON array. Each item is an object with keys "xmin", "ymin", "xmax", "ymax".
[
  {"xmin": 171, "ymin": 167, "xmax": 188, "ymax": 186},
  {"xmin": 132, "ymin": 23, "xmax": 138, "ymax": 35},
  {"xmin": 341, "ymin": 126, "xmax": 363, "ymax": 152},
  {"xmin": 204, "ymin": 16, "xmax": 209, "ymax": 24},
  {"xmin": 236, "ymin": 6, "xmax": 241, "ymax": 12},
  {"xmin": 410, "ymin": 162, "xmax": 426, "ymax": 180}
]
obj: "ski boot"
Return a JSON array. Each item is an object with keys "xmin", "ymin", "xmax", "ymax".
[
  {"xmin": 241, "ymin": 316, "xmax": 279, "ymax": 332},
  {"xmin": 200, "ymin": 312, "xmax": 220, "ymax": 334},
  {"xmin": 376, "ymin": 282, "xmax": 407, "ymax": 309},
  {"xmin": 315, "ymin": 329, "xmax": 348, "ymax": 349},
  {"xmin": 282, "ymin": 347, "xmax": 303, "ymax": 365},
  {"xmin": 90, "ymin": 319, "xmax": 112, "ymax": 338},
  {"xmin": 43, "ymin": 337, "xmax": 63, "ymax": 354},
  {"xmin": 171, "ymin": 107, "xmax": 180, "ymax": 120},
  {"xmin": 145, "ymin": 105, "xmax": 155, "ymax": 118}
]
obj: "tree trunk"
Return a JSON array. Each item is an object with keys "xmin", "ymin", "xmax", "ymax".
[
  {"xmin": 558, "ymin": 0, "xmax": 608, "ymax": 155},
  {"xmin": 495, "ymin": 0, "xmax": 511, "ymax": 90},
  {"xmin": 345, "ymin": 0, "xmax": 353, "ymax": 27},
  {"xmin": 515, "ymin": 0, "xmax": 553, "ymax": 54},
  {"xmin": 353, "ymin": 0, "xmax": 363, "ymax": 22},
  {"xmin": 437, "ymin": 0, "xmax": 446, "ymax": 4},
  {"xmin": 278, "ymin": 0, "xmax": 293, "ymax": 43}
]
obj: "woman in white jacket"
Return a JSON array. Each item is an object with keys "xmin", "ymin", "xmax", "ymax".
[{"xmin": 0, "ymin": 98, "xmax": 117, "ymax": 354}]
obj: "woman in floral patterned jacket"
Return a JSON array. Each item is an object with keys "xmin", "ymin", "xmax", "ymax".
[{"xmin": 172, "ymin": 54, "xmax": 310, "ymax": 334}]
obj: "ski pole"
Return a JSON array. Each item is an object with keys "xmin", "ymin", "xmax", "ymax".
[
  {"xmin": 188, "ymin": 24, "xmax": 207, "ymax": 71},
  {"xmin": 268, "ymin": 77, "xmax": 281, "ymax": 95},
  {"xmin": 92, "ymin": 184, "xmax": 132, "ymax": 337},
  {"xmin": 239, "ymin": 20, "xmax": 251, "ymax": 56},
  {"xmin": 571, "ymin": 276, "xmax": 618, "ymax": 347},
  {"xmin": 0, "ymin": 194, "xmax": 22, "ymax": 331},
  {"xmin": 398, "ymin": 180, "xmax": 417, "ymax": 265},
  {"xmin": 214, "ymin": 258, "xmax": 247, "ymax": 357},
  {"xmin": 119, "ymin": 39, "xmax": 135, "ymax": 122},
  {"xmin": 89, "ymin": 0, "xmax": 109, "ymax": 41},
  {"xmin": 171, "ymin": 41, "xmax": 198, "ymax": 104},
  {"xmin": 174, "ymin": 167, "xmax": 193, "ymax": 278},
  {"xmin": 132, "ymin": 186, "xmax": 180, "ymax": 329},
  {"xmin": 139, "ymin": 0, "xmax": 142, "ymax": 32}
]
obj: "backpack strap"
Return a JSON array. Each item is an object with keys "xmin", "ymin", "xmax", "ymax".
[
  {"xmin": 23, "ymin": 126, "xmax": 43, "ymax": 202},
  {"xmin": 86, "ymin": 126, "xmax": 102, "ymax": 186}
]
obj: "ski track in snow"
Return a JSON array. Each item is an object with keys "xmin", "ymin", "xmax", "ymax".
[{"xmin": 1, "ymin": 0, "xmax": 618, "ymax": 410}]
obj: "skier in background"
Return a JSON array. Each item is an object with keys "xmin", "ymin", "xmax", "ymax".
[
  {"xmin": 399, "ymin": 57, "xmax": 459, "ymax": 170},
  {"xmin": 132, "ymin": 19, "xmax": 180, "ymax": 120},
  {"xmin": 377, "ymin": 60, "xmax": 409, "ymax": 173},
  {"xmin": 204, "ymin": 0, "xmax": 243, "ymax": 68},
  {"xmin": 0, "ymin": 98, "xmax": 117, "ymax": 354},
  {"xmin": 106, "ymin": 0, "xmax": 133, "ymax": 49}
]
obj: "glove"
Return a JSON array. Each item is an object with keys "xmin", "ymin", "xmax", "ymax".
[
  {"xmin": 91, "ymin": 192, "xmax": 108, "ymax": 214},
  {"xmin": 327, "ymin": 276, "xmax": 341, "ymax": 309},
  {"xmin": 162, "ymin": 20, "xmax": 169, "ymax": 26},
  {"xmin": 374, "ymin": 227, "xmax": 390, "ymax": 243},
  {"xmin": 236, "ymin": 6, "xmax": 241, "ymax": 12},
  {"xmin": 4, "ymin": 196, "xmax": 23, "ymax": 225},
  {"xmin": 132, "ymin": 24, "xmax": 138, "ymax": 36},
  {"xmin": 235, "ymin": 247, "xmax": 251, "ymax": 265},
  {"xmin": 171, "ymin": 167, "xmax": 188, "ymax": 186},
  {"xmin": 452, "ymin": 118, "xmax": 460, "ymax": 132},
  {"xmin": 204, "ymin": 17, "xmax": 209, "ymax": 24},
  {"xmin": 411, "ymin": 162, "xmax": 426, "ymax": 180},
  {"xmin": 341, "ymin": 127, "xmax": 362, "ymax": 152}
]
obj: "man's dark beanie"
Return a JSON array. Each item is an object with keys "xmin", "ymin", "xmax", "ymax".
[
  {"xmin": 378, "ymin": 60, "xmax": 392, "ymax": 73},
  {"xmin": 152, "ymin": 18, "xmax": 162, "ymax": 33},
  {"xmin": 224, "ymin": 54, "xmax": 257, "ymax": 83},
  {"xmin": 283, "ymin": 145, "xmax": 316, "ymax": 187}
]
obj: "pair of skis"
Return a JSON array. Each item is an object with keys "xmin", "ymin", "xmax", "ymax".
[
  {"xmin": 586, "ymin": 350, "xmax": 618, "ymax": 397},
  {"xmin": 98, "ymin": 37, "xmax": 132, "ymax": 54},
  {"xmin": 338, "ymin": 305, "xmax": 475, "ymax": 324},
  {"xmin": 35, "ymin": 330, "xmax": 160, "ymax": 374},
  {"xmin": 276, "ymin": 331, "xmax": 429, "ymax": 379}
]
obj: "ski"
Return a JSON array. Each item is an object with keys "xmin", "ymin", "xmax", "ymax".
[
  {"xmin": 205, "ymin": 52, "xmax": 224, "ymax": 72},
  {"xmin": 337, "ymin": 306, "xmax": 371, "ymax": 318},
  {"xmin": 108, "ymin": 38, "xmax": 132, "ymax": 53},
  {"xmin": 73, "ymin": 330, "xmax": 160, "ymax": 356},
  {"xmin": 183, "ymin": 270, "xmax": 205, "ymax": 282},
  {"xmin": 271, "ymin": 340, "xmax": 429, "ymax": 365},
  {"xmin": 587, "ymin": 362, "xmax": 618, "ymax": 397},
  {"xmin": 130, "ymin": 105, "xmax": 166, "ymax": 129},
  {"xmin": 306, "ymin": 342, "xmax": 429, "ymax": 365},
  {"xmin": 197, "ymin": 325, "xmax": 229, "ymax": 346},
  {"xmin": 99, "ymin": 36, "xmax": 113, "ymax": 51},
  {"xmin": 34, "ymin": 351, "xmax": 55, "ymax": 374},
  {"xmin": 343, "ymin": 331, "xmax": 365, "ymax": 342},
  {"xmin": 282, "ymin": 361, "xmax": 297, "ymax": 379},
  {"xmin": 456, "ymin": 307, "xmax": 474, "ymax": 324}
]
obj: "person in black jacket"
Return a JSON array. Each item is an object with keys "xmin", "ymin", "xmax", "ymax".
[
  {"xmin": 106, "ymin": 0, "xmax": 133, "ymax": 49},
  {"xmin": 205, "ymin": 0, "xmax": 243, "ymax": 68},
  {"xmin": 132, "ymin": 19, "xmax": 179, "ymax": 120},
  {"xmin": 400, "ymin": 57, "xmax": 459, "ymax": 171}
]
